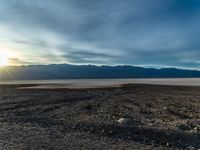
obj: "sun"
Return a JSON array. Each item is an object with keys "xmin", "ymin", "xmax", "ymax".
[{"xmin": 0, "ymin": 50, "xmax": 10, "ymax": 67}]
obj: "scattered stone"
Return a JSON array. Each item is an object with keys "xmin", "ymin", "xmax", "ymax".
[
  {"xmin": 177, "ymin": 123, "xmax": 200, "ymax": 132},
  {"xmin": 166, "ymin": 142, "xmax": 170, "ymax": 147},
  {"xmin": 2, "ymin": 83, "xmax": 200, "ymax": 149},
  {"xmin": 187, "ymin": 146, "xmax": 195, "ymax": 150},
  {"xmin": 193, "ymin": 126, "xmax": 200, "ymax": 132},
  {"xmin": 108, "ymin": 130, "xmax": 113, "ymax": 134},
  {"xmin": 117, "ymin": 118, "xmax": 131, "ymax": 125}
]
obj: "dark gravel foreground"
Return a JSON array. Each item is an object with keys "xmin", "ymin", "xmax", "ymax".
[{"xmin": 0, "ymin": 84, "xmax": 200, "ymax": 150}]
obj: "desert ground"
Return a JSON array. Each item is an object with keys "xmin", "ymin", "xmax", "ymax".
[{"xmin": 0, "ymin": 84, "xmax": 200, "ymax": 150}]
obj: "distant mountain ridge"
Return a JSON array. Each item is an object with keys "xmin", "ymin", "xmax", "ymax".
[{"xmin": 1, "ymin": 64, "xmax": 200, "ymax": 80}]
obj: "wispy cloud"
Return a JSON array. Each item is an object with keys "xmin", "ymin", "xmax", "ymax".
[{"xmin": 1, "ymin": 0, "xmax": 200, "ymax": 68}]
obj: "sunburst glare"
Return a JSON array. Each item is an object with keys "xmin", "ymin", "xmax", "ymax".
[
  {"xmin": 0, "ymin": 50, "xmax": 17, "ymax": 67},
  {"xmin": 0, "ymin": 50, "xmax": 10, "ymax": 67}
]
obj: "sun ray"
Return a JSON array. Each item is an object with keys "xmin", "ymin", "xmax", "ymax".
[{"xmin": 0, "ymin": 50, "xmax": 9, "ymax": 67}]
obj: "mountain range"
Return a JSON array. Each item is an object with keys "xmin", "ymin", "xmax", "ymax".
[{"xmin": 1, "ymin": 64, "xmax": 200, "ymax": 80}]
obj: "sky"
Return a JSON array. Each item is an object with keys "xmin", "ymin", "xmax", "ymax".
[{"xmin": 1, "ymin": 0, "xmax": 200, "ymax": 68}]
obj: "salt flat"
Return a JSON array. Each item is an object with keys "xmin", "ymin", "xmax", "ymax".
[{"xmin": 1, "ymin": 78, "xmax": 200, "ymax": 89}]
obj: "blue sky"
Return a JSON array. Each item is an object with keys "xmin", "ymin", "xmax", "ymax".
[{"xmin": 1, "ymin": 0, "xmax": 200, "ymax": 68}]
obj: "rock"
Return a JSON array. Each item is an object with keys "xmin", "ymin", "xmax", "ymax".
[
  {"xmin": 108, "ymin": 130, "xmax": 113, "ymax": 134},
  {"xmin": 166, "ymin": 142, "xmax": 170, "ymax": 147},
  {"xmin": 163, "ymin": 107, "xmax": 167, "ymax": 110},
  {"xmin": 187, "ymin": 146, "xmax": 195, "ymax": 150},
  {"xmin": 117, "ymin": 118, "xmax": 130, "ymax": 125}
]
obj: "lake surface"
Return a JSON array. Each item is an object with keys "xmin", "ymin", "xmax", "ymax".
[{"xmin": 1, "ymin": 78, "xmax": 200, "ymax": 89}]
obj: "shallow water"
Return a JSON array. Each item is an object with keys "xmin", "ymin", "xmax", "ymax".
[{"xmin": 1, "ymin": 78, "xmax": 200, "ymax": 89}]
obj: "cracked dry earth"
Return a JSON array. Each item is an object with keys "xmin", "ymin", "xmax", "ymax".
[{"xmin": 0, "ymin": 84, "xmax": 200, "ymax": 150}]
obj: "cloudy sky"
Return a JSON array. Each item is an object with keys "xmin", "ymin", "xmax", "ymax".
[{"xmin": 1, "ymin": 0, "xmax": 200, "ymax": 68}]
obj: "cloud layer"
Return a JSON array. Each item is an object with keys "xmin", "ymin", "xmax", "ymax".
[{"xmin": 1, "ymin": 0, "xmax": 200, "ymax": 68}]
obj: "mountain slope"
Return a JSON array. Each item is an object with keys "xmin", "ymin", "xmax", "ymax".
[{"xmin": 1, "ymin": 64, "xmax": 200, "ymax": 80}]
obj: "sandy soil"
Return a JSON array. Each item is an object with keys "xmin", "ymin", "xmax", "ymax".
[{"xmin": 0, "ymin": 84, "xmax": 200, "ymax": 150}]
